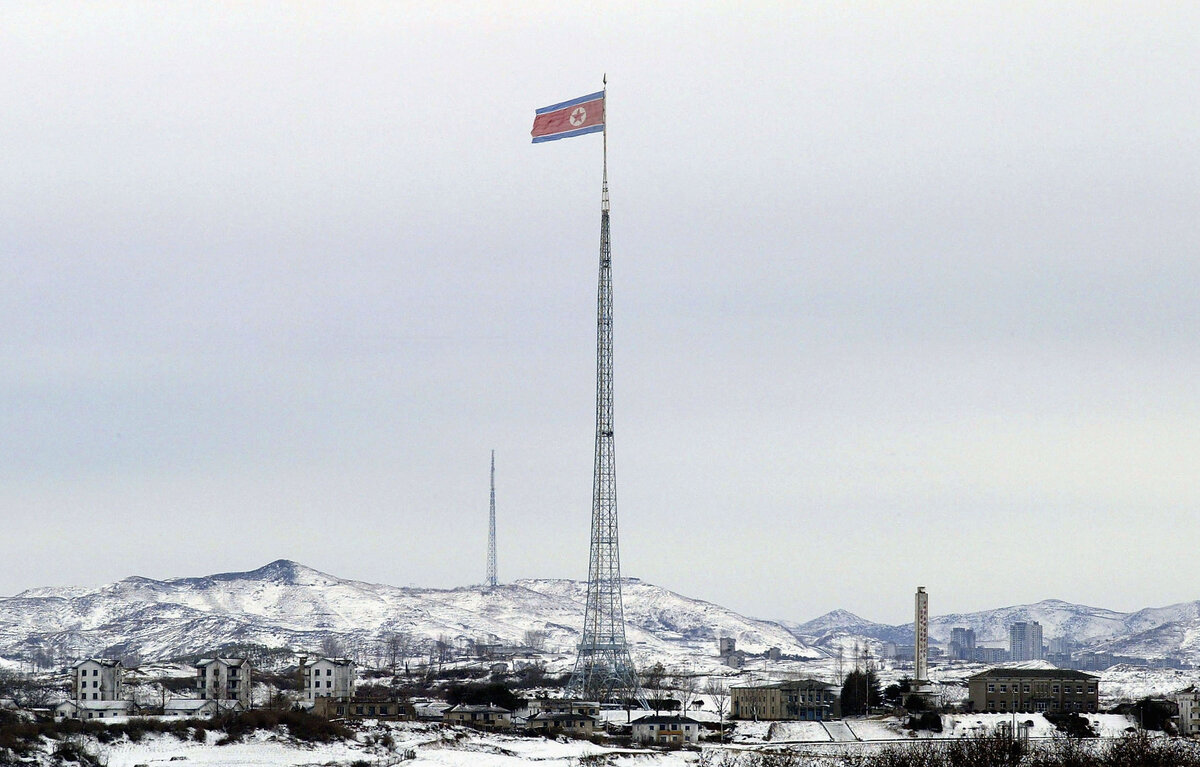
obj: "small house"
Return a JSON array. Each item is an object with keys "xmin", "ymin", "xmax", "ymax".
[{"xmin": 631, "ymin": 714, "xmax": 702, "ymax": 744}]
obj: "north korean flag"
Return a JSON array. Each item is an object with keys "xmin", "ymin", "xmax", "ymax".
[{"xmin": 531, "ymin": 91, "xmax": 605, "ymax": 143}]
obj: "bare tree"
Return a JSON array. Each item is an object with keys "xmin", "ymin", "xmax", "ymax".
[
  {"xmin": 383, "ymin": 631, "xmax": 414, "ymax": 673},
  {"xmin": 704, "ymin": 678, "xmax": 730, "ymax": 743},
  {"xmin": 641, "ymin": 663, "xmax": 669, "ymax": 713},
  {"xmin": 432, "ymin": 634, "xmax": 454, "ymax": 674},
  {"xmin": 835, "ymin": 646, "xmax": 845, "ymax": 685},
  {"xmin": 320, "ymin": 634, "xmax": 345, "ymax": 658},
  {"xmin": 672, "ymin": 671, "xmax": 700, "ymax": 713},
  {"xmin": 523, "ymin": 629, "xmax": 547, "ymax": 651}
]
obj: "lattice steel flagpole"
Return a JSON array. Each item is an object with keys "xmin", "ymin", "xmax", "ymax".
[{"xmin": 529, "ymin": 80, "xmax": 643, "ymax": 706}]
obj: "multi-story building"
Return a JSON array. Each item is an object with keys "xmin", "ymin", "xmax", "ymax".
[
  {"xmin": 527, "ymin": 699, "xmax": 601, "ymax": 718},
  {"xmin": 1176, "ymin": 689, "xmax": 1200, "ymax": 736},
  {"xmin": 528, "ymin": 712, "xmax": 597, "ymax": 736},
  {"xmin": 312, "ymin": 696, "xmax": 407, "ymax": 720},
  {"xmin": 631, "ymin": 714, "xmax": 703, "ymax": 744},
  {"xmin": 303, "ymin": 657, "xmax": 356, "ymax": 701},
  {"xmin": 444, "ymin": 703, "xmax": 512, "ymax": 729},
  {"xmin": 949, "ymin": 628, "xmax": 976, "ymax": 660},
  {"xmin": 195, "ymin": 657, "xmax": 253, "ymax": 707},
  {"xmin": 966, "ymin": 669, "xmax": 1098, "ymax": 713},
  {"xmin": 72, "ymin": 659, "xmax": 124, "ymax": 702},
  {"xmin": 977, "ymin": 646, "xmax": 1010, "ymax": 664},
  {"xmin": 1009, "ymin": 622, "xmax": 1044, "ymax": 661},
  {"xmin": 731, "ymin": 679, "xmax": 840, "ymax": 721}
]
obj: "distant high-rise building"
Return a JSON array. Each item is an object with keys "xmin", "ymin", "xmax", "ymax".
[
  {"xmin": 1009, "ymin": 621, "xmax": 1044, "ymax": 661},
  {"xmin": 949, "ymin": 627, "xmax": 976, "ymax": 660}
]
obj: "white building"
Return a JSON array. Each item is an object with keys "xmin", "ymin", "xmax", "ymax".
[
  {"xmin": 164, "ymin": 698, "xmax": 245, "ymax": 718},
  {"xmin": 1177, "ymin": 689, "xmax": 1200, "ymax": 736},
  {"xmin": 56, "ymin": 699, "xmax": 133, "ymax": 720},
  {"xmin": 631, "ymin": 714, "xmax": 703, "ymax": 744},
  {"xmin": 195, "ymin": 657, "xmax": 252, "ymax": 707},
  {"xmin": 71, "ymin": 659, "xmax": 124, "ymax": 703},
  {"xmin": 303, "ymin": 657, "xmax": 355, "ymax": 701}
]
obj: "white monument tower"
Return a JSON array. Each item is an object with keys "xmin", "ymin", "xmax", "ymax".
[
  {"xmin": 914, "ymin": 586, "xmax": 929, "ymax": 684},
  {"xmin": 912, "ymin": 586, "xmax": 935, "ymax": 702}
]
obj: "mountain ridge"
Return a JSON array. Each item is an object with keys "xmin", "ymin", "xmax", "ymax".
[{"xmin": 4, "ymin": 560, "xmax": 1200, "ymax": 668}]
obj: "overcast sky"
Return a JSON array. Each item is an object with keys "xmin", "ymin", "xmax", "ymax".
[{"xmin": 2, "ymin": 2, "xmax": 1198, "ymax": 626}]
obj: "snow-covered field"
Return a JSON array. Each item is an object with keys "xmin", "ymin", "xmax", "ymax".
[
  {"xmin": 68, "ymin": 723, "xmax": 693, "ymax": 767},
  {"xmin": 18, "ymin": 711, "xmax": 1149, "ymax": 767}
]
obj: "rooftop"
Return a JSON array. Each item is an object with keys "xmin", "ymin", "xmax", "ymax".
[{"xmin": 969, "ymin": 668, "xmax": 1099, "ymax": 681}]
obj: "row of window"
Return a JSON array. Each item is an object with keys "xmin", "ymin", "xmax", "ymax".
[
  {"xmin": 986, "ymin": 683, "xmax": 1094, "ymax": 694},
  {"xmin": 312, "ymin": 669, "xmax": 334, "ymax": 676},
  {"xmin": 79, "ymin": 669, "xmax": 101, "ymax": 678},
  {"xmin": 334, "ymin": 705, "xmax": 395, "ymax": 716}
]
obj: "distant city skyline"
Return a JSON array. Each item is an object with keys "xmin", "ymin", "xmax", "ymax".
[{"xmin": 2, "ymin": 3, "xmax": 1198, "ymax": 626}]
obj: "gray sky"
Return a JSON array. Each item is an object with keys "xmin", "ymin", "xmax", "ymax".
[{"xmin": 2, "ymin": 2, "xmax": 1198, "ymax": 626}]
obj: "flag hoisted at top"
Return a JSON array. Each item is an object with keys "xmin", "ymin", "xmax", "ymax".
[
  {"xmin": 531, "ymin": 84, "xmax": 645, "ymax": 706},
  {"xmin": 530, "ymin": 91, "xmax": 605, "ymax": 143}
]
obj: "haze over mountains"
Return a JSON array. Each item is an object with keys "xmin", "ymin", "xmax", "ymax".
[{"xmin": 2, "ymin": 560, "xmax": 1198, "ymax": 668}]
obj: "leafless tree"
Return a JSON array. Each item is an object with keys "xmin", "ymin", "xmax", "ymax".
[
  {"xmin": 320, "ymin": 634, "xmax": 345, "ymax": 658},
  {"xmin": 523, "ymin": 629, "xmax": 547, "ymax": 651},
  {"xmin": 433, "ymin": 634, "xmax": 453, "ymax": 673},
  {"xmin": 0, "ymin": 669, "xmax": 60, "ymax": 709},
  {"xmin": 640, "ymin": 663, "xmax": 669, "ymax": 713},
  {"xmin": 704, "ymin": 678, "xmax": 730, "ymax": 743},
  {"xmin": 672, "ymin": 671, "xmax": 700, "ymax": 713},
  {"xmin": 383, "ymin": 631, "xmax": 414, "ymax": 673}
]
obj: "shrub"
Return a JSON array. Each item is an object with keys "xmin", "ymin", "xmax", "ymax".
[{"xmin": 905, "ymin": 711, "xmax": 942, "ymax": 732}]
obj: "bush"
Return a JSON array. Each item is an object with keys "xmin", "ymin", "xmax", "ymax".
[
  {"xmin": 445, "ymin": 682, "xmax": 523, "ymax": 711},
  {"xmin": 1046, "ymin": 712, "xmax": 1097, "ymax": 739},
  {"xmin": 905, "ymin": 711, "xmax": 942, "ymax": 732}
]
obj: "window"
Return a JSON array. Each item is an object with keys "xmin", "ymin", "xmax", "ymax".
[
  {"xmin": 1052, "ymin": 685, "xmax": 1059, "ymax": 693},
  {"xmin": 92, "ymin": 681, "xmax": 98, "ymax": 688},
  {"xmin": 93, "ymin": 670, "xmax": 99, "ymax": 676},
  {"xmin": 93, "ymin": 693, "xmax": 99, "ymax": 700},
  {"xmin": 1076, "ymin": 686, "xmax": 1083, "ymax": 694},
  {"xmin": 326, "ymin": 681, "xmax": 331, "ymax": 688},
  {"xmin": 987, "ymin": 684, "xmax": 995, "ymax": 692},
  {"xmin": 327, "ymin": 669, "xmax": 332, "ymax": 676},
  {"xmin": 999, "ymin": 685, "xmax": 1007, "ymax": 692},
  {"xmin": 1023, "ymin": 685, "xmax": 1030, "ymax": 692}
]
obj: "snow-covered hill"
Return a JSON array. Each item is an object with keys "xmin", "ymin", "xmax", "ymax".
[
  {"xmin": 6, "ymin": 560, "xmax": 1200, "ymax": 671},
  {"xmin": 0, "ymin": 560, "xmax": 818, "ymax": 669},
  {"xmin": 782, "ymin": 598, "xmax": 1200, "ymax": 664}
]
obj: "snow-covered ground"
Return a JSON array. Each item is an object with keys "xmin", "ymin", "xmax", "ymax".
[
  {"xmin": 13, "ymin": 711, "xmax": 1149, "ymax": 767},
  {"xmin": 64, "ymin": 722, "xmax": 696, "ymax": 767}
]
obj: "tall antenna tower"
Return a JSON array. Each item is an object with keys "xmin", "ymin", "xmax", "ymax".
[
  {"xmin": 486, "ymin": 450, "xmax": 498, "ymax": 589},
  {"xmin": 566, "ymin": 82, "xmax": 644, "ymax": 705}
]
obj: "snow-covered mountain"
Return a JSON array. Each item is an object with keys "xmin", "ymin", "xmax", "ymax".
[
  {"xmin": 782, "ymin": 598, "xmax": 1200, "ymax": 664},
  {"xmin": 0, "ymin": 560, "xmax": 819, "ymax": 669},
  {"xmin": 782, "ymin": 610, "xmax": 912, "ymax": 646},
  {"xmin": 7, "ymin": 560, "xmax": 1200, "ymax": 671}
]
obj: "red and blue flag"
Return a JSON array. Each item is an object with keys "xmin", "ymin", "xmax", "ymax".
[{"xmin": 531, "ymin": 90, "xmax": 605, "ymax": 143}]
